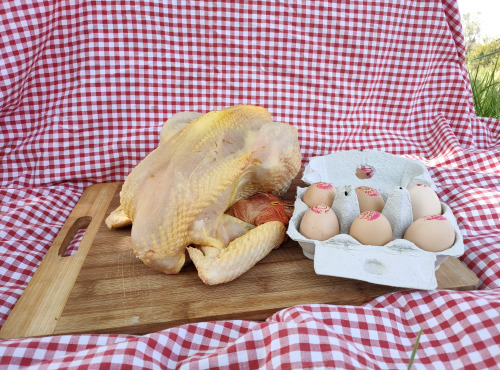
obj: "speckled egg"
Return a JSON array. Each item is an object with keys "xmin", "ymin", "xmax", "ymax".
[
  {"xmin": 299, "ymin": 204, "xmax": 340, "ymax": 241},
  {"xmin": 302, "ymin": 182, "xmax": 337, "ymax": 208},
  {"xmin": 349, "ymin": 211, "xmax": 393, "ymax": 246},
  {"xmin": 404, "ymin": 215, "xmax": 455, "ymax": 252},
  {"xmin": 355, "ymin": 186, "xmax": 385, "ymax": 213},
  {"xmin": 408, "ymin": 184, "xmax": 442, "ymax": 220}
]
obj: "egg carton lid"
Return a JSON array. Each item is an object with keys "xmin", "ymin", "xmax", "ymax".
[{"xmin": 302, "ymin": 149, "xmax": 436, "ymax": 193}]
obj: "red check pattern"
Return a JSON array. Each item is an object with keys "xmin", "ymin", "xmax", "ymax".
[{"xmin": 1, "ymin": 0, "xmax": 500, "ymax": 368}]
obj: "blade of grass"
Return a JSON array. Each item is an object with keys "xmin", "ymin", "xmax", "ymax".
[
  {"xmin": 468, "ymin": 55, "xmax": 500, "ymax": 119},
  {"xmin": 407, "ymin": 328, "xmax": 423, "ymax": 370}
]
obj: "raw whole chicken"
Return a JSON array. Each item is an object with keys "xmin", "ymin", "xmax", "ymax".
[{"xmin": 106, "ymin": 105, "xmax": 302, "ymax": 285}]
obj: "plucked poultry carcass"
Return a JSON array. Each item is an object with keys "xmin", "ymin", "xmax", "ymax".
[{"xmin": 106, "ymin": 105, "xmax": 302, "ymax": 285}]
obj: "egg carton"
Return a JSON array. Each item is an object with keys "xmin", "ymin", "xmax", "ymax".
[{"xmin": 286, "ymin": 150, "xmax": 465, "ymax": 290}]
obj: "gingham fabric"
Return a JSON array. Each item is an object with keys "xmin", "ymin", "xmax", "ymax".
[{"xmin": 1, "ymin": 0, "xmax": 499, "ymax": 368}]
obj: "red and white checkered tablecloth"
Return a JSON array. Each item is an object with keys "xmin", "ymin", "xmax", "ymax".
[{"xmin": 1, "ymin": 0, "xmax": 499, "ymax": 368}]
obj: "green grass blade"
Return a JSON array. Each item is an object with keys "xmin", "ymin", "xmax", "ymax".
[
  {"xmin": 468, "ymin": 55, "xmax": 500, "ymax": 119},
  {"xmin": 407, "ymin": 328, "xmax": 423, "ymax": 370}
]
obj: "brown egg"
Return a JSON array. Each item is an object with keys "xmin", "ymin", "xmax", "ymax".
[
  {"xmin": 349, "ymin": 211, "xmax": 392, "ymax": 246},
  {"xmin": 408, "ymin": 184, "xmax": 442, "ymax": 220},
  {"xmin": 355, "ymin": 186, "xmax": 385, "ymax": 213},
  {"xmin": 299, "ymin": 204, "xmax": 340, "ymax": 241},
  {"xmin": 404, "ymin": 215, "xmax": 455, "ymax": 252},
  {"xmin": 302, "ymin": 182, "xmax": 336, "ymax": 208}
]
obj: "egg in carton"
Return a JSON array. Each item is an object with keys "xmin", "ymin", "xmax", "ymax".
[{"xmin": 286, "ymin": 150, "xmax": 464, "ymax": 290}]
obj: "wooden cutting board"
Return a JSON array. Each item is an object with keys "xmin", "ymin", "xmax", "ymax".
[{"xmin": 0, "ymin": 176, "xmax": 479, "ymax": 339}]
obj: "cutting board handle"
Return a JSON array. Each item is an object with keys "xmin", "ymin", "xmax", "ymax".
[
  {"xmin": 58, "ymin": 216, "xmax": 93, "ymax": 257},
  {"xmin": 0, "ymin": 182, "xmax": 120, "ymax": 339}
]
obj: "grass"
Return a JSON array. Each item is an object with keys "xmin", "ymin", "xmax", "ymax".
[
  {"xmin": 407, "ymin": 328, "xmax": 423, "ymax": 370},
  {"xmin": 467, "ymin": 55, "xmax": 500, "ymax": 120}
]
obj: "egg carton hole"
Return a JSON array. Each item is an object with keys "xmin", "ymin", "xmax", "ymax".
[{"xmin": 355, "ymin": 164, "xmax": 375, "ymax": 179}]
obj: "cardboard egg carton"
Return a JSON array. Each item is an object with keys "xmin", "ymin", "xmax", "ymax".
[{"xmin": 287, "ymin": 150, "xmax": 464, "ymax": 290}]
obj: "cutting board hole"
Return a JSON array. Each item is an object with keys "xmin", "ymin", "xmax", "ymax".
[
  {"xmin": 355, "ymin": 165, "xmax": 375, "ymax": 179},
  {"xmin": 59, "ymin": 216, "xmax": 92, "ymax": 257}
]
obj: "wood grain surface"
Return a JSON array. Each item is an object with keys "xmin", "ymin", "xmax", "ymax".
[{"xmin": 0, "ymin": 176, "xmax": 479, "ymax": 339}]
